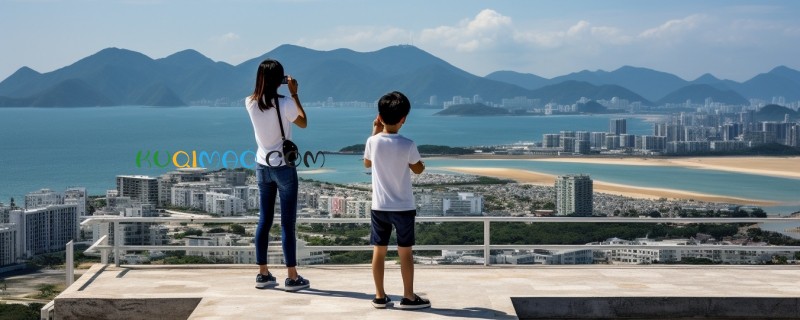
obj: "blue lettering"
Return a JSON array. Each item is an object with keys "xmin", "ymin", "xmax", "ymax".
[
  {"xmin": 198, "ymin": 151, "xmax": 221, "ymax": 168},
  {"xmin": 239, "ymin": 150, "xmax": 257, "ymax": 169}
]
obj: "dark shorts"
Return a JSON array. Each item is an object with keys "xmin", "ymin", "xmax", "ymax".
[{"xmin": 370, "ymin": 209, "xmax": 416, "ymax": 247}]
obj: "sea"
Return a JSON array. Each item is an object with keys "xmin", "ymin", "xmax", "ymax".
[{"xmin": 1, "ymin": 106, "xmax": 798, "ymax": 227}]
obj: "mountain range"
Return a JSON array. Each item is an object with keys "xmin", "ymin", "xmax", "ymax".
[{"xmin": 1, "ymin": 44, "xmax": 798, "ymax": 108}]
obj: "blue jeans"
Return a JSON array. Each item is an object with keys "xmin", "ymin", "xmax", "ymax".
[{"xmin": 255, "ymin": 164, "xmax": 298, "ymax": 267}]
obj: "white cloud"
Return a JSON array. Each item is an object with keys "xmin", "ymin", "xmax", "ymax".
[
  {"xmin": 514, "ymin": 20, "xmax": 631, "ymax": 49},
  {"xmin": 296, "ymin": 27, "xmax": 409, "ymax": 49},
  {"xmin": 419, "ymin": 9, "xmax": 513, "ymax": 52},
  {"xmin": 638, "ymin": 14, "xmax": 706, "ymax": 39},
  {"xmin": 211, "ymin": 32, "xmax": 240, "ymax": 44}
]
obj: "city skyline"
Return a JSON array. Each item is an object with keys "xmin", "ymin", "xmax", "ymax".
[{"xmin": 2, "ymin": 1, "xmax": 800, "ymax": 82}]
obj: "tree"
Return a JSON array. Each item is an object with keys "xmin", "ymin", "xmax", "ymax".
[
  {"xmin": 36, "ymin": 283, "xmax": 58, "ymax": 298},
  {"xmin": 230, "ymin": 224, "xmax": 246, "ymax": 236},
  {"xmin": 750, "ymin": 208, "xmax": 767, "ymax": 218}
]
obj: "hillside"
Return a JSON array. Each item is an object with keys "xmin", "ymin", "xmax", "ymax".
[
  {"xmin": 530, "ymin": 81, "xmax": 650, "ymax": 105},
  {"xmin": 755, "ymin": 104, "xmax": 798, "ymax": 121},
  {"xmin": 657, "ymin": 84, "xmax": 748, "ymax": 105},
  {"xmin": 2, "ymin": 44, "xmax": 800, "ymax": 107}
]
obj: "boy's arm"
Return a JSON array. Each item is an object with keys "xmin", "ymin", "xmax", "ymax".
[
  {"xmin": 364, "ymin": 116, "xmax": 382, "ymax": 168},
  {"xmin": 409, "ymin": 160, "xmax": 424, "ymax": 174}
]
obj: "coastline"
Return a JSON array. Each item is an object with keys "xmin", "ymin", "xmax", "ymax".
[
  {"xmin": 438, "ymin": 155, "xmax": 800, "ymax": 180},
  {"xmin": 440, "ymin": 166, "xmax": 781, "ymax": 206}
]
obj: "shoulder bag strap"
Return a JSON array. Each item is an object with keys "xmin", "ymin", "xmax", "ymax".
[{"xmin": 269, "ymin": 95, "xmax": 288, "ymax": 141}]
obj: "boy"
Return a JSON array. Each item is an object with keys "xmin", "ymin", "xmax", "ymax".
[{"xmin": 363, "ymin": 91, "xmax": 430, "ymax": 310}]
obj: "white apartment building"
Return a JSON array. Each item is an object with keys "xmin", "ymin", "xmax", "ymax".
[
  {"xmin": 494, "ymin": 249, "xmax": 593, "ymax": 265},
  {"xmin": 25, "ymin": 188, "xmax": 63, "ymax": 210},
  {"xmin": 10, "ymin": 204, "xmax": 77, "ymax": 258},
  {"xmin": 0, "ymin": 203, "xmax": 10, "ymax": 223},
  {"xmin": 64, "ymin": 187, "xmax": 87, "ymax": 217},
  {"xmin": 184, "ymin": 236, "xmax": 327, "ymax": 265},
  {"xmin": 91, "ymin": 204, "xmax": 167, "ymax": 248},
  {"xmin": 346, "ymin": 200, "xmax": 371, "ymax": 218},
  {"xmin": 597, "ymin": 237, "xmax": 782, "ymax": 265},
  {"xmin": 0, "ymin": 224, "xmax": 17, "ymax": 266},
  {"xmin": 443, "ymin": 192, "xmax": 483, "ymax": 216},
  {"xmin": 204, "ymin": 192, "xmax": 245, "ymax": 216}
]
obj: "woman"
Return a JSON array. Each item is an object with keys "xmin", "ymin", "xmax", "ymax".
[{"xmin": 245, "ymin": 59, "xmax": 309, "ymax": 291}]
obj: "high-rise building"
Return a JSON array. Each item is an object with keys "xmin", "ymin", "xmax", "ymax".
[
  {"xmin": 640, "ymin": 136, "xmax": 667, "ymax": 152},
  {"xmin": 443, "ymin": 192, "xmax": 483, "ymax": 216},
  {"xmin": 0, "ymin": 224, "xmax": 17, "ymax": 266},
  {"xmin": 560, "ymin": 131, "xmax": 576, "ymax": 138},
  {"xmin": 575, "ymin": 131, "xmax": 590, "ymax": 142},
  {"xmin": 204, "ymin": 192, "xmax": 245, "ymax": 216},
  {"xmin": 10, "ymin": 204, "xmax": 77, "ymax": 258},
  {"xmin": 560, "ymin": 137, "xmax": 576, "ymax": 153},
  {"xmin": 721, "ymin": 123, "xmax": 741, "ymax": 141},
  {"xmin": 761, "ymin": 121, "xmax": 790, "ymax": 145},
  {"xmin": 554, "ymin": 175, "xmax": 593, "ymax": 216},
  {"xmin": 64, "ymin": 187, "xmax": 87, "ymax": 218},
  {"xmin": 543, "ymin": 134, "xmax": 560, "ymax": 148},
  {"xmin": 574, "ymin": 140, "xmax": 590, "ymax": 154},
  {"xmin": 25, "ymin": 189, "xmax": 63, "ymax": 210},
  {"xmin": 789, "ymin": 124, "xmax": 800, "ymax": 147},
  {"xmin": 605, "ymin": 135, "xmax": 620, "ymax": 150},
  {"xmin": 117, "ymin": 175, "xmax": 159, "ymax": 205},
  {"xmin": 610, "ymin": 118, "xmax": 627, "ymax": 135},
  {"xmin": 619, "ymin": 134, "xmax": 636, "ymax": 149},
  {"xmin": 590, "ymin": 132, "xmax": 607, "ymax": 149}
]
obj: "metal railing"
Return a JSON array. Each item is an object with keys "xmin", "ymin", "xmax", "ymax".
[{"xmin": 76, "ymin": 216, "xmax": 800, "ymax": 268}]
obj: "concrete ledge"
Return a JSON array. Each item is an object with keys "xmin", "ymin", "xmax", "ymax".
[
  {"xmin": 54, "ymin": 297, "xmax": 201, "ymax": 320},
  {"xmin": 511, "ymin": 297, "xmax": 800, "ymax": 319},
  {"xmin": 54, "ymin": 264, "xmax": 800, "ymax": 319}
]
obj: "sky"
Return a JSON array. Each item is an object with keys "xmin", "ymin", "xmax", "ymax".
[{"xmin": 2, "ymin": 0, "xmax": 800, "ymax": 82}]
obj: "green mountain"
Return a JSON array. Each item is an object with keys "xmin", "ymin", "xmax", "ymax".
[
  {"xmin": 485, "ymin": 70, "xmax": 549, "ymax": 90},
  {"xmin": 0, "ymin": 45, "xmax": 531, "ymax": 107},
  {"xmin": 657, "ymin": 84, "xmax": 749, "ymax": 105},
  {"xmin": 547, "ymin": 66, "xmax": 687, "ymax": 102},
  {"xmin": 2, "ymin": 44, "xmax": 799, "ymax": 108},
  {"xmin": 755, "ymin": 104, "xmax": 798, "ymax": 121},
  {"xmin": 530, "ymin": 80, "xmax": 650, "ymax": 105}
]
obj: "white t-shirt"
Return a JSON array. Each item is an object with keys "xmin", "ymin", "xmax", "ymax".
[
  {"xmin": 363, "ymin": 133, "xmax": 422, "ymax": 211},
  {"xmin": 245, "ymin": 96, "xmax": 299, "ymax": 166}
]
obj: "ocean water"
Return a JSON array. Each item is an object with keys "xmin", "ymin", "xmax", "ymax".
[{"xmin": 1, "ymin": 106, "xmax": 798, "ymax": 215}]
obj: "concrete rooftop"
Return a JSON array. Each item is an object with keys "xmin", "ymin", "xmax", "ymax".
[{"xmin": 54, "ymin": 264, "xmax": 800, "ymax": 319}]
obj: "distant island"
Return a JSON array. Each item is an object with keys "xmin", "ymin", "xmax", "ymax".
[{"xmin": 435, "ymin": 103, "xmax": 509, "ymax": 116}]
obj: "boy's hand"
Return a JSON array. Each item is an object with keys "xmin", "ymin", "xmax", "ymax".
[{"xmin": 372, "ymin": 116, "xmax": 384, "ymax": 135}]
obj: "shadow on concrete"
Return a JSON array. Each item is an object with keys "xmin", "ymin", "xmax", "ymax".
[
  {"xmin": 415, "ymin": 307, "xmax": 515, "ymax": 319},
  {"xmin": 77, "ymin": 264, "xmax": 108, "ymax": 291},
  {"xmin": 296, "ymin": 288, "xmax": 515, "ymax": 319},
  {"xmin": 293, "ymin": 288, "xmax": 374, "ymax": 300}
]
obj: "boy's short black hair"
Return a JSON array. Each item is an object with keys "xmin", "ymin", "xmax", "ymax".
[{"xmin": 378, "ymin": 91, "xmax": 410, "ymax": 125}]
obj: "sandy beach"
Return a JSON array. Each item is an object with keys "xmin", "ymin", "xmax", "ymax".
[
  {"xmin": 528, "ymin": 156, "xmax": 800, "ymax": 180},
  {"xmin": 440, "ymin": 166, "xmax": 781, "ymax": 206}
]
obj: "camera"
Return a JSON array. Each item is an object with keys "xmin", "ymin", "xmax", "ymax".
[{"xmin": 281, "ymin": 76, "xmax": 289, "ymax": 84}]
